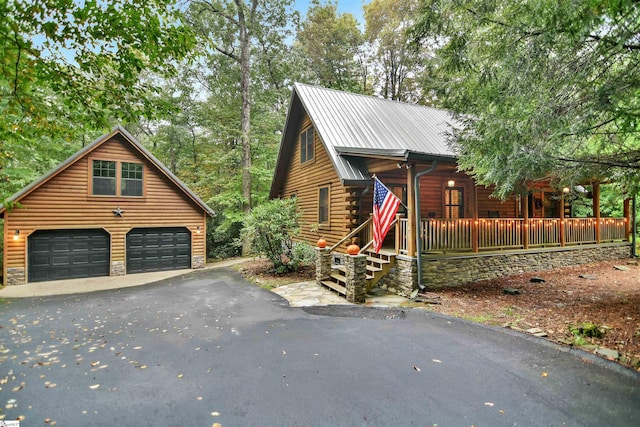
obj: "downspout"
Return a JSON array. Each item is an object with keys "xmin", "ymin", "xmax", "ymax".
[{"xmin": 414, "ymin": 161, "xmax": 438, "ymax": 291}]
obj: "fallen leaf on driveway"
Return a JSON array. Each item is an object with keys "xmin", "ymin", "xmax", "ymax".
[
  {"xmin": 432, "ymin": 359, "xmax": 442, "ymax": 363},
  {"xmin": 541, "ymin": 372, "xmax": 548, "ymax": 377},
  {"xmin": 484, "ymin": 402, "xmax": 494, "ymax": 407},
  {"xmin": 89, "ymin": 384, "xmax": 100, "ymax": 389},
  {"xmin": 413, "ymin": 366, "xmax": 421, "ymax": 372}
]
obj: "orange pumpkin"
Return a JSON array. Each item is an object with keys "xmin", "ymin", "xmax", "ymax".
[
  {"xmin": 317, "ymin": 238, "xmax": 327, "ymax": 248},
  {"xmin": 346, "ymin": 244, "xmax": 360, "ymax": 255}
]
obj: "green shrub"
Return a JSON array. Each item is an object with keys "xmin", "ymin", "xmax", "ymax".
[
  {"xmin": 242, "ymin": 198, "xmax": 312, "ymax": 272},
  {"xmin": 569, "ymin": 322, "xmax": 605, "ymax": 339}
]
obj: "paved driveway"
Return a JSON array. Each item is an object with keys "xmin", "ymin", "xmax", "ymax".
[{"xmin": 1, "ymin": 268, "xmax": 638, "ymax": 426}]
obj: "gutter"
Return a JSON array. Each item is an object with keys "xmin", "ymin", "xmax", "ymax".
[{"xmin": 414, "ymin": 161, "xmax": 438, "ymax": 291}]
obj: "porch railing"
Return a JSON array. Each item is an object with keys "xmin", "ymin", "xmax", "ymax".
[{"xmin": 397, "ymin": 217, "xmax": 628, "ymax": 254}]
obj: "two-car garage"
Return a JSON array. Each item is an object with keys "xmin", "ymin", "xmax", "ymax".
[
  {"xmin": 2, "ymin": 127, "xmax": 212, "ymax": 287},
  {"xmin": 27, "ymin": 227, "xmax": 191, "ymax": 283}
]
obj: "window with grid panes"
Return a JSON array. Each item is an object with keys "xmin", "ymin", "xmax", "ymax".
[
  {"xmin": 445, "ymin": 188, "xmax": 464, "ymax": 219},
  {"xmin": 92, "ymin": 160, "xmax": 116, "ymax": 195},
  {"xmin": 121, "ymin": 162, "xmax": 143, "ymax": 196}
]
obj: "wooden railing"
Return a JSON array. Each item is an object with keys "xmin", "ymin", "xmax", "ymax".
[
  {"xmin": 600, "ymin": 218, "xmax": 628, "ymax": 242},
  {"xmin": 400, "ymin": 217, "xmax": 629, "ymax": 254}
]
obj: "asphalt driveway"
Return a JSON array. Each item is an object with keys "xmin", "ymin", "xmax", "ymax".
[{"xmin": 0, "ymin": 268, "xmax": 638, "ymax": 426}]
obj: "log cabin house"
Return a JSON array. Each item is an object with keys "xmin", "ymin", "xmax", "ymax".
[
  {"xmin": 270, "ymin": 83, "xmax": 634, "ymax": 301},
  {"xmin": 2, "ymin": 126, "xmax": 214, "ymax": 286}
]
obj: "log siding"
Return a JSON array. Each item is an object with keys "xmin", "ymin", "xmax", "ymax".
[
  {"xmin": 275, "ymin": 114, "xmax": 353, "ymax": 249},
  {"xmin": 3, "ymin": 134, "xmax": 208, "ymax": 285}
]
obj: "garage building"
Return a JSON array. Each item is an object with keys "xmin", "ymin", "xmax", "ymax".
[{"xmin": 2, "ymin": 126, "xmax": 214, "ymax": 286}]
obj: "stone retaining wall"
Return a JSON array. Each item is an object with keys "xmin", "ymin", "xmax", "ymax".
[{"xmin": 422, "ymin": 244, "xmax": 632, "ymax": 288}]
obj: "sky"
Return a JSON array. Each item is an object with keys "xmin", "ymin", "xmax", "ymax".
[{"xmin": 294, "ymin": 0, "xmax": 367, "ymax": 24}]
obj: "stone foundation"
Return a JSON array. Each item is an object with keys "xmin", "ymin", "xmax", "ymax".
[
  {"xmin": 192, "ymin": 255, "xmax": 205, "ymax": 269},
  {"xmin": 6, "ymin": 267, "xmax": 26, "ymax": 285},
  {"xmin": 111, "ymin": 261, "xmax": 125, "ymax": 276},
  {"xmin": 344, "ymin": 254, "xmax": 367, "ymax": 303},
  {"xmin": 422, "ymin": 243, "xmax": 632, "ymax": 288},
  {"xmin": 315, "ymin": 248, "xmax": 332, "ymax": 285},
  {"xmin": 379, "ymin": 256, "xmax": 418, "ymax": 297}
]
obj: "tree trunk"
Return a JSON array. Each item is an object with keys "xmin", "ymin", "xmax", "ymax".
[{"xmin": 237, "ymin": 0, "xmax": 257, "ymax": 255}]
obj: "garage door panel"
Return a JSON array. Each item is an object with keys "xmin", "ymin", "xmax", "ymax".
[
  {"xmin": 126, "ymin": 227, "xmax": 191, "ymax": 274},
  {"xmin": 28, "ymin": 229, "xmax": 110, "ymax": 283}
]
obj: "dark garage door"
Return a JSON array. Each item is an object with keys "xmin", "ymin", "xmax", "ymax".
[
  {"xmin": 126, "ymin": 227, "xmax": 191, "ymax": 274},
  {"xmin": 28, "ymin": 229, "xmax": 110, "ymax": 283}
]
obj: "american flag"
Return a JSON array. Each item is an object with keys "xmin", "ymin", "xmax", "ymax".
[{"xmin": 373, "ymin": 177, "xmax": 401, "ymax": 253}]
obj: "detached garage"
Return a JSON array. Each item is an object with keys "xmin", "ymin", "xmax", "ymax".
[{"xmin": 2, "ymin": 126, "xmax": 214, "ymax": 286}]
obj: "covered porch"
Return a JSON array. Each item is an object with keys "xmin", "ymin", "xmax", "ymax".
[
  {"xmin": 317, "ymin": 160, "xmax": 634, "ymax": 301},
  {"xmin": 350, "ymin": 162, "xmax": 633, "ymax": 257}
]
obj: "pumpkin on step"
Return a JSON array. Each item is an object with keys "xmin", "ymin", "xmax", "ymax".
[
  {"xmin": 346, "ymin": 243, "xmax": 360, "ymax": 255},
  {"xmin": 317, "ymin": 238, "xmax": 327, "ymax": 248}
]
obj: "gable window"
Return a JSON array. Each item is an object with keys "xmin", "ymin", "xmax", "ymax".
[
  {"xmin": 91, "ymin": 160, "xmax": 144, "ymax": 197},
  {"xmin": 445, "ymin": 187, "xmax": 464, "ymax": 219},
  {"xmin": 300, "ymin": 126, "xmax": 314, "ymax": 163},
  {"xmin": 318, "ymin": 186, "xmax": 329, "ymax": 225},
  {"xmin": 121, "ymin": 162, "xmax": 143, "ymax": 196},
  {"xmin": 93, "ymin": 160, "xmax": 116, "ymax": 195}
]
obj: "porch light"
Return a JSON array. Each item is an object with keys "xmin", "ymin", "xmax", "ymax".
[
  {"xmin": 13, "ymin": 230, "xmax": 19, "ymax": 241},
  {"xmin": 562, "ymin": 187, "xmax": 571, "ymax": 194},
  {"xmin": 196, "ymin": 226, "xmax": 201, "ymax": 234},
  {"xmin": 447, "ymin": 179, "xmax": 455, "ymax": 187}
]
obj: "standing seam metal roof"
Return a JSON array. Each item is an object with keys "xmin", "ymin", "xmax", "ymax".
[{"xmin": 269, "ymin": 83, "xmax": 459, "ymax": 198}]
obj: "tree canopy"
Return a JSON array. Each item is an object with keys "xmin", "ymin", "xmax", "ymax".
[
  {"xmin": 1, "ymin": 0, "xmax": 194, "ymax": 204},
  {"xmin": 412, "ymin": 0, "xmax": 640, "ymax": 197},
  {"xmin": 296, "ymin": 0, "xmax": 365, "ymax": 92}
]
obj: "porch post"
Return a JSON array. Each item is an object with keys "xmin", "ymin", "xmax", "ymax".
[
  {"xmin": 559, "ymin": 195, "xmax": 566, "ymax": 247},
  {"xmin": 407, "ymin": 163, "xmax": 417, "ymax": 257},
  {"xmin": 472, "ymin": 184, "xmax": 479, "ymax": 252},
  {"xmin": 624, "ymin": 198, "xmax": 631, "ymax": 240},
  {"xmin": 394, "ymin": 213, "xmax": 402, "ymax": 255},
  {"xmin": 593, "ymin": 181, "xmax": 601, "ymax": 244},
  {"xmin": 522, "ymin": 193, "xmax": 529, "ymax": 250}
]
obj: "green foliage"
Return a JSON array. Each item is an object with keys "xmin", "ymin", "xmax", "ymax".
[
  {"xmin": 129, "ymin": 0, "xmax": 297, "ymax": 256},
  {"xmin": 364, "ymin": 0, "xmax": 425, "ymax": 101},
  {"xmin": 296, "ymin": 0, "xmax": 365, "ymax": 92},
  {"xmin": 0, "ymin": 0, "xmax": 195, "ymax": 208},
  {"xmin": 206, "ymin": 217, "xmax": 242, "ymax": 260},
  {"xmin": 412, "ymin": 0, "xmax": 640, "ymax": 198},
  {"xmin": 241, "ymin": 198, "xmax": 311, "ymax": 272},
  {"xmin": 569, "ymin": 322, "xmax": 605, "ymax": 339}
]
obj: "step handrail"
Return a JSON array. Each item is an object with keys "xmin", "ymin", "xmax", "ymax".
[
  {"xmin": 328, "ymin": 217, "xmax": 372, "ymax": 252},
  {"xmin": 358, "ymin": 217, "xmax": 398, "ymax": 254}
]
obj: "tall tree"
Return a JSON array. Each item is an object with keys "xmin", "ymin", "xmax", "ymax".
[
  {"xmin": 186, "ymin": 0, "xmax": 295, "ymax": 212},
  {"xmin": 412, "ymin": 0, "xmax": 640, "ymax": 197},
  {"xmin": 0, "ymin": 0, "xmax": 194, "ymax": 204},
  {"xmin": 364, "ymin": 0, "xmax": 424, "ymax": 101},
  {"xmin": 296, "ymin": 0, "xmax": 365, "ymax": 92}
]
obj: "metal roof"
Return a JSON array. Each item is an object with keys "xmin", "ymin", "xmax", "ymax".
[
  {"xmin": 270, "ymin": 83, "xmax": 459, "ymax": 197},
  {"xmin": 1, "ymin": 126, "xmax": 214, "ymax": 217}
]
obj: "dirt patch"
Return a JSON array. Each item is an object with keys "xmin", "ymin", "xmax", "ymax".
[
  {"xmin": 233, "ymin": 258, "xmax": 315, "ymax": 289},
  {"xmin": 235, "ymin": 257, "xmax": 640, "ymax": 370},
  {"xmin": 419, "ymin": 259, "xmax": 640, "ymax": 371}
]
